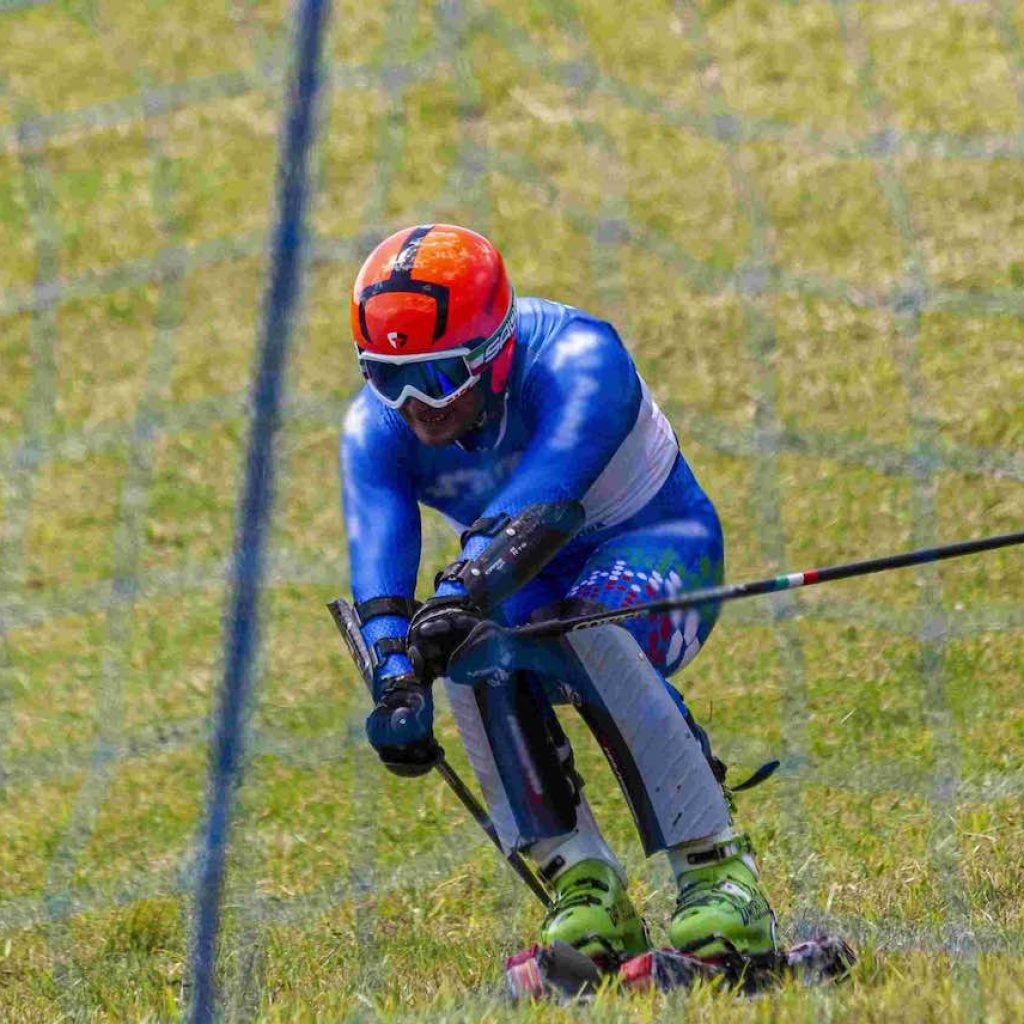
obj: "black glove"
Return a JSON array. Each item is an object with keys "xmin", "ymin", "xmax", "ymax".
[
  {"xmin": 407, "ymin": 593, "xmax": 484, "ymax": 681},
  {"xmin": 365, "ymin": 673, "xmax": 440, "ymax": 777}
]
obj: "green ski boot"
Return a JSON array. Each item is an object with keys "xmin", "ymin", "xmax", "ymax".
[
  {"xmin": 669, "ymin": 833, "xmax": 777, "ymax": 959},
  {"xmin": 539, "ymin": 859, "xmax": 649, "ymax": 963}
]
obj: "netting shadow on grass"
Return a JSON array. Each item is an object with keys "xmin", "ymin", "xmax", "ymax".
[{"xmin": 0, "ymin": 0, "xmax": 1023, "ymax": 1019}]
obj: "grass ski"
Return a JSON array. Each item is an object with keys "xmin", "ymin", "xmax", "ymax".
[
  {"xmin": 619, "ymin": 935, "xmax": 857, "ymax": 994},
  {"xmin": 505, "ymin": 934, "xmax": 856, "ymax": 1002}
]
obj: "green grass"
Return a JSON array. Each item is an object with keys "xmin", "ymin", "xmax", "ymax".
[{"xmin": 2, "ymin": 0, "xmax": 1024, "ymax": 1020}]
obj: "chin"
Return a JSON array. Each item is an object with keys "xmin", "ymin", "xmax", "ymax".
[
  {"xmin": 413, "ymin": 417, "xmax": 468, "ymax": 446},
  {"xmin": 403, "ymin": 402, "xmax": 475, "ymax": 446},
  {"xmin": 414, "ymin": 424, "xmax": 465, "ymax": 446}
]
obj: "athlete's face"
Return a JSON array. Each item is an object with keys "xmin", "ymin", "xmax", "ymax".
[{"xmin": 399, "ymin": 384, "xmax": 485, "ymax": 446}]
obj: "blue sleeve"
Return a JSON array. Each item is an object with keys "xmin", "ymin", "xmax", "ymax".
[{"xmin": 340, "ymin": 390, "xmax": 421, "ymax": 686}]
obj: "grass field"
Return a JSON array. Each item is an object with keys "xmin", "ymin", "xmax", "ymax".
[{"xmin": 2, "ymin": 0, "xmax": 1024, "ymax": 1020}]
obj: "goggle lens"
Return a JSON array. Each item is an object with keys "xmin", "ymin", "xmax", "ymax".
[{"xmin": 360, "ymin": 354, "xmax": 474, "ymax": 406}]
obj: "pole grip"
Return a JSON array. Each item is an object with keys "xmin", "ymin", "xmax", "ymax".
[{"xmin": 327, "ymin": 597, "xmax": 374, "ymax": 692}]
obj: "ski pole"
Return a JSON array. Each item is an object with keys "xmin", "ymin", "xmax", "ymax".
[
  {"xmin": 432, "ymin": 756, "xmax": 552, "ymax": 907},
  {"xmin": 515, "ymin": 530, "xmax": 1024, "ymax": 640},
  {"xmin": 327, "ymin": 598, "xmax": 552, "ymax": 908}
]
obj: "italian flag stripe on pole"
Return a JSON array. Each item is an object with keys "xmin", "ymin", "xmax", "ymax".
[{"xmin": 777, "ymin": 570, "xmax": 820, "ymax": 589}]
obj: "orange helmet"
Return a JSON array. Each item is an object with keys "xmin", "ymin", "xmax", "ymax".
[{"xmin": 350, "ymin": 224, "xmax": 516, "ymax": 409}]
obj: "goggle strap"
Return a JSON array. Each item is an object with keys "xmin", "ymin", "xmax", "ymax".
[{"xmin": 466, "ymin": 296, "xmax": 517, "ymax": 367}]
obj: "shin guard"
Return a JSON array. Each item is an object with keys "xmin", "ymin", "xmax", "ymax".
[
  {"xmin": 564, "ymin": 625, "xmax": 731, "ymax": 853},
  {"xmin": 445, "ymin": 669, "xmax": 579, "ymax": 852}
]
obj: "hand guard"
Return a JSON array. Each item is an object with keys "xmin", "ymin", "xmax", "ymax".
[
  {"xmin": 407, "ymin": 594, "xmax": 484, "ymax": 682},
  {"xmin": 365, "ymin": 673, "xmax": 440, "ymax": 777}
]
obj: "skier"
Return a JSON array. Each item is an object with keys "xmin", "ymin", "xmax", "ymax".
[{"xmin": 340, "ymin": 223, "xmax": 776, "ymax": 965}]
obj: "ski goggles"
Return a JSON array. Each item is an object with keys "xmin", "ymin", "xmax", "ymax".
[{"xmin": 358, "ymin": 297, "xmax": 516, "ymax": 409}]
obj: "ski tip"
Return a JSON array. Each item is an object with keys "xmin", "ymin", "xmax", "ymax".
[{"xmin": 785, "ymin": 935, "xmax": 857, "ymax": 983}]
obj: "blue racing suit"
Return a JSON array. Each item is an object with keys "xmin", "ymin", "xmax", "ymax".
[{"xmin": 341, "ymin": 297, "xmax": 727, "ymax": 853}]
